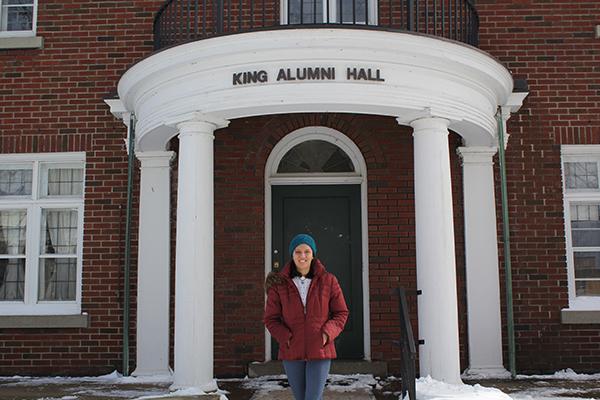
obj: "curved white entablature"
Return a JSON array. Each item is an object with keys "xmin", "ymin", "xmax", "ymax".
[{"xmin": 116, "ymin": 28, "xmax": 514, "ymax": 151}]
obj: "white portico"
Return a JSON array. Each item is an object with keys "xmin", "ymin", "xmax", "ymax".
[{"xmin": 107, "ymin": 28, "xmax": 520, "ymax": 389}]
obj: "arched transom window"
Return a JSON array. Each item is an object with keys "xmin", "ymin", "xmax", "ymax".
[
  {"xmin": 277, "ymin": 140, "xmax": 355, "ymax": 173},
  {"xmin": 266, "ymin": 127, "xmax": 364, "ymax": 184}
]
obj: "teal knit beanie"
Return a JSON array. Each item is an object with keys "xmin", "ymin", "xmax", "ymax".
[{"xmin": 289, "ymin": 234, "xmax": 317, "ymax": 256}]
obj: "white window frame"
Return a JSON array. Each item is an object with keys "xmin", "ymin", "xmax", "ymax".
[
  {"xmin": 561, "ymin": 144, "xmax": 600, "ymax": 310},
  {"xmin": 0, "ymin": 0, "xmax": 38, "ymax": 38},
  {"xmin": 0, "ymin": 152, "xmax": 85, "ymax": 316},
  {"xmin": 280, "ymin": 0, "xmax": 377, "ymax": 25}
]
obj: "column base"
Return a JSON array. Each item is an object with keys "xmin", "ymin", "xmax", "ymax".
[
  {"xmin": 463, "ymin": 366, "xmax": 511, "ymax": 379},
  {"xmin": 131, "ymin": 367, "xmax": 173, "ymax": 378}
]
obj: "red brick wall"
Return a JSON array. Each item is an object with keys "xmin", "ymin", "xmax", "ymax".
[
  {"xmin": 211, "ymin": 113, "xmax": 468, "ymax": 376},
  {"xmin": 0, "ymin": 0, "xmax": 163, "ymax": 375},
  {"xmin": 478, "ymin": 0, "xmax": 600, "ymax": 373},
  {"xmin": 0, "ymin": 133, "xmax": 138, "ymax": 375}
]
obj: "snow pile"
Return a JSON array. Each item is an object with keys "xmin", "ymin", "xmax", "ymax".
[
  {"xmin": 517, "ymin": 368, "xmax": 600, "ymax": 381},
  {"xmin": 415, "ymin": 376, "xmax": 513, "ymax": 400}
]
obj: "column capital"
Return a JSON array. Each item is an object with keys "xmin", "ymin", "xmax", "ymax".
[
  {"xmin": 396, "ymin": 108, "xmax": 452, "ymax": 128},
  {"xmin": 409, "ymin": 116, "xmax": 451, "ymax": 132},
  {"xmin": 457, "ymin": 146, "xmax": 498, "ymax": 166},
  {"xmin": 167, "ymin": 112, "xmax": 230, "ymax": 136},
  {"xmin": 136, "ymin": 151, "xmax": 176, "ymax": 168}
]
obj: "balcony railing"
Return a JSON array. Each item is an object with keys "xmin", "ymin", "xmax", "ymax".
[{"xmin": 154, "ymin": 0, "xmax": 478, "ymax": 50}]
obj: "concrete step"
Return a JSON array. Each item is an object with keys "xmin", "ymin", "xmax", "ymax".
[
  {"xmin": 250, "ymin": 387, "xmax": 375, "ymax": 399},
  {"xmin": 248, "ymin": 360, "xmax": 387, "ymax": 378}
]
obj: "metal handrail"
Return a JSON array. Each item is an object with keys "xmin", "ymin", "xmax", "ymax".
[
  {"xmin": 394, "ymin": 287, "xmax": 418, "ymax": 400},
  {"xmin": 153, "ymin": 0, "xmax": 479, "ymax": 50}
]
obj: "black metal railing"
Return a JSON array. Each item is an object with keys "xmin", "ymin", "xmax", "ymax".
[
  {"xmin": 393, "ymin": 287, "xmax": 418, "ymax": 400},
  {"xmin": 154, "ymin": 0, "xmax": 478, "ymax": 49}
]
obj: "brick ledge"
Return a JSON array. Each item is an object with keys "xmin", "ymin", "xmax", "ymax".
[
  {"xmin": 0, "ymin": 314, "xmax": 89, "ymax": 328},
  {"xmin": 0, "ymin": 36, "xmax": 43, "ymax": 50},
  {"xmin": 561, "ymin": 309, "xmax": 600, "ymax": 324}
]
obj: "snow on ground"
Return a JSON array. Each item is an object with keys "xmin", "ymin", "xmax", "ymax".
[
  {"xmin": 384, "ymin": 372, "xmax": 600, "ymax": 400},
  {"xmin": 516, "ymin": 369, "xmax": 600, "ymax": 381},
  {"xmin": 134, "ymin": 386, "xmax": 228, "ymax": 400},
  {"xmin": 242, "ymin": 372, "xmax": 600, "ymax": 400},
  {"xmin": 240, "ymin": 374, "xmax": 288, "ymax": 391},
  {"xmin": 1, "ymin": 369, "xmax": 599, "ymax": 399},
  {"xmin": 0, "ymin": 371, "xmax": 174, "ymax": 386},
  {"xmin": 0, "ymin": 371, "xmax": 173, "ymax": 400},
  {"xmin": 463, "ymin": 370, "xmax": 514, "ymax": 380},
  {"xmin": 414, "ymin": 376, "xmax": 513, "ymax": 400},
  {"xmin": 327, "ymin": 374, "xmax": 378, "ymax": 392},
  {"xmin": 509, "ymin": 387, "xmax": 598, "ymax": 400}
]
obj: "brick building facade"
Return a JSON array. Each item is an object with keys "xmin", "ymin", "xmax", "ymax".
[{"xmin": 0, "ymin": 0, "xmax": 599, "ymax": 387}]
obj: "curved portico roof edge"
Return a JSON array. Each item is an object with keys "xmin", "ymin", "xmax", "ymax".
[{"xmin": 116, "ymin": 28, "xmax": 514, "ymax": 151}]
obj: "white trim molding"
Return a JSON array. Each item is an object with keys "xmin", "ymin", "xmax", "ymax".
[
  {"xmin": 116, "ymin": 28, "xmax": 514, "ymax": 152},
  {"xmin": 172, "ymin": 118, "xmax": 227, "ymax": 391},
  {"xmin": 133, "ymin": 150, "xmax": 175, "ymax": 377},
  {"xmin": 411, "ymin": 117, "xmax": 461, "ymax": 383},
  {"xmin": 457, "ymin": 146, "xmax": 507, "ymax": 377},
  {"xmin": 263, "ymin": 126, "xmax": 371, "ymax": 362}
]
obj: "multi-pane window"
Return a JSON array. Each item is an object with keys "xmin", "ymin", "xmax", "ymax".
[
  {"xmin": 562, "ymin": 146, "xmax": 600, "ymax": 308},
  {"xmin": 0, "ymin": 0, "xmax": 36, "ymax": 35},
  {"xmin": 0, "ymin": 153, "xmax": 84, "ymax": 315},
  {"xmin": 286, "ymin": 0, "xmax": 372, "ymax": 24}
]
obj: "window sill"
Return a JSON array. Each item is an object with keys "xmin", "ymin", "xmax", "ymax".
[
  {"xmin": 0, "ymin": 313, "xmax": 89, "ymax": 328},
  {"xmin": 0, "ymin": 36, "xmax": 43, "ymax": 50},
  {"xmin": 561, "ymin": 309, "xmax": 600, "ymax": 324}
]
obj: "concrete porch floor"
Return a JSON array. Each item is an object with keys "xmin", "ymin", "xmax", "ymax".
[{"xmin": 1, "ymin": 373, "xmax": 600, "ymax": 400}]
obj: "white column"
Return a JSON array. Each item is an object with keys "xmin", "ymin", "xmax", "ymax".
[
  {"xmin": 172, "ymin": 117, "xmax": 229, "ymax": 391},
  {"xmin": 457, "ymin": 146, "xmax": 506, "ymax": 376},
  {"xmin": 411, "ymin": 117, "xmax": 462, "ymax": 384},
  {"xmin": 133, "ymin": 151, "xmax": 175, "ymax": 377}
]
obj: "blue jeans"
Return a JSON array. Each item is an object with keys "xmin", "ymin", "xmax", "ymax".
[{"xmin": 282, "ymin": 359, "xmax": 331, "ymax": 400}]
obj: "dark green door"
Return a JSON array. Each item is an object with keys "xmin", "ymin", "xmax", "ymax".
[{"xmin": 272, "ymin": 184, "xmax": 364, "ymax": 359}]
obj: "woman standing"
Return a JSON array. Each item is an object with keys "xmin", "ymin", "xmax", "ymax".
[{"xmin": 264, "ymin": 234, "xmax": 349, "ymax": 400}]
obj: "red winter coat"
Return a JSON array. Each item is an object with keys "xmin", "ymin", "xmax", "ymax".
[{"xmin": 264, "ymin": 259, "xmax": 349, "ymax": 360}]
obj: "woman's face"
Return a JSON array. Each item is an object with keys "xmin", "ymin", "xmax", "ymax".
[{"xmin": 293, "ymin": 244, "xmax": 313, "ymax": 274}]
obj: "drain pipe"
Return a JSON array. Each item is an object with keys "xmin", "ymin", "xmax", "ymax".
[
  {"xmin": 496, "ymin": 107, "xmax": 516, "ymax": 379},
  {"xmin": 123, "ymin": 113, "xmax": 136, "ymax": 377}
]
